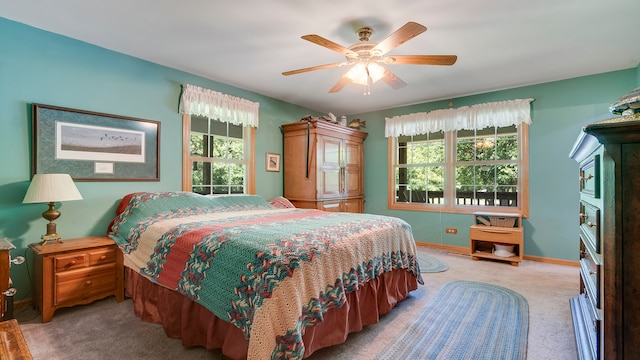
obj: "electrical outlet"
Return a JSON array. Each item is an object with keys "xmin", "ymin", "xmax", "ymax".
[{"xmin": 445, "ymin": 227, "xmax": 457, "ymax": 234}]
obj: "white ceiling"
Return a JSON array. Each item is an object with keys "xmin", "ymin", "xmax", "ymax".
[{"xmin": 2, "ymin": 0, "xmax": 640, "ymax": 116}]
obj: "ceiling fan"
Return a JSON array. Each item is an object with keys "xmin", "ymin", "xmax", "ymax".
[{"xmin": 282, "ymin": 21, "xmax": 457, "ymax": 94}]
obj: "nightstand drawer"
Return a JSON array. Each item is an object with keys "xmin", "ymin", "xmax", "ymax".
[
  {"xmin": 88, "ymin": 247, "xmax": 116, "ymax": 266},
  {"xmin": 55, "ymin": 264, "xmax": 116, "ymax": 304},
  {"xmin": 55, "ymin": 253, "xmax": 87, "ymax": 272},
  {"xmin": 470, "ymin": 226, "xmax": 522, "ymax": 244}
]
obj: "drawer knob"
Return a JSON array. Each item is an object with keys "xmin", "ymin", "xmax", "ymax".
[
  {"xmin": 99, "ymin": 255, "xmax": 107, "ymax": 260},
  {"xmin": 69, "ymin": 260, "xmax": 76, "ymax": 266},
  {"xmin": 85, "ymin": 280, "xmax": 93, "ymax": 286},
  {"xmin": 579, "ymin": 213, "xmax": 588, "ymax": 220},
  {"xmin": 589, "ymin": 270, "xmax": 597, "ymax": 275},
  {"xmin": 580, "ymin": 174, "xmax": 594, "ymax": 181},
  {"xmin": 587, "ymin": 221, "xmax": 597, "ymax": 228}
]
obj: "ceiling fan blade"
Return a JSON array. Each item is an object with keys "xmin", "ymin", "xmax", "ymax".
[
  {"xmin": 385, "ymin": 55, "xmax": 458, "ymax": 66},
  {"xmin": 372, "ymin": 22, "xmax": 427, "ymax": 55},
  {"xmin": 282, "ymin": 62, "xmax": 345, "ymax": 76},
  {"xmin": 301, "ymin": 34, "xmax": 356, "ymax": 56},
  {"xmin": 328, "ymin": 77, "xmax": 350, "ymax": 93},
  {"xmin": 381, "ymin": 68, "xmax": 407, "ymax": 89}
]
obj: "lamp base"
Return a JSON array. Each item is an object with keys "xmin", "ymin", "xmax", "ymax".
[{"xmin": 40, "ymin": 234, "xmax": 62, "ymax": 245}]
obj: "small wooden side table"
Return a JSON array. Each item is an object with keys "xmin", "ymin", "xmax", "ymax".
[
  {"xmin": 469, "ymin": 212, "xmax": 524, "ymax": 266},
  {"xmin": 0, "ymin": 319, "xmax": 33, "ymax": 360},
  {"xmin": 29, "ymin": 236, "xmax": 124, "ymax": 323}
]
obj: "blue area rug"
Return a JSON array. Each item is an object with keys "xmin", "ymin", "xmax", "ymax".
[
  {"xmin": 375, "ymin": 280, "xmax": 529, "ymax": 360},
  {"xmin": 418, "ymin": 253, "xmax": 449, "ymax": 273}
]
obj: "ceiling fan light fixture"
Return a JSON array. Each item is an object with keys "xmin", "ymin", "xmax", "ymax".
[{"xmin": 345, "ymin": 62, "xmax": 385, "ymax": 86}]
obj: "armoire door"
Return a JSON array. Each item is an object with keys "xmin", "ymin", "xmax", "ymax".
[
  {"xmin": 317, "ymin": 135, "xmax": 342, "ymax": 199},
  {"xmin": 343, "ymin": 138, "xmax": 363, "ymax": 198}
]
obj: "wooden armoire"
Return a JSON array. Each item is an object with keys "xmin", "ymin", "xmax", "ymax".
[{"xmin": 281, "ymin": 119, "xmax": 367, "ymax": 213}]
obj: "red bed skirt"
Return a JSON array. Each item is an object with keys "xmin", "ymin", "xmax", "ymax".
[{"xmin": 125, "ymin": 268, "xmax": 419, "ymax": 359}]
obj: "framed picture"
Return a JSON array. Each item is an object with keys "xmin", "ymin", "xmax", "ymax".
[
  {"xmin": 32, "ymin": 103, "xmax": 160, "ymax": 181},
  {"xmin": 266, "ymin": 152, "xmax": 280, "ymax": 172}
]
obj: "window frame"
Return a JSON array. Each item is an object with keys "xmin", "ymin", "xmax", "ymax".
[
  {"xmin": 387, "ymin": 123, "xmax": 529, "ymax": 217},
  {"xmin": 182, "ymin": 114, "xmax": 256, "ymax": 194}
]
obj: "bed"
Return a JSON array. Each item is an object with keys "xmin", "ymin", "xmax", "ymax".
[{"xmin": 107, "ymin": 191, "xmax": 422, "ymax": 359}]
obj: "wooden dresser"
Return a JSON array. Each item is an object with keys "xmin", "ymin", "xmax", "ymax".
[
  {"xmin": 569, "ymin": 113, "xmax": 640, "ymax": 359},
  {"xmin": 30, "ymin": 236, "xmax": 124, "ymax": 323},
  {"xmin": 282, "ymin": 119, "xmax": 367, "ymax": 213}
]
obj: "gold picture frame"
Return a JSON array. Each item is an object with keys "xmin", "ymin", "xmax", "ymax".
[{"xmin": 266, "ymin": 152, "xmax": 280, "ymax": 172}]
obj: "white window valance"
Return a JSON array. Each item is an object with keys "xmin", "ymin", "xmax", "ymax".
[
  {"xmin": 385, "ymin": 98, "xmax": 534, "ymax": 137},
  {"xmin": 179, "ymin": 84, "xmax": 260, "ymax": 128}
]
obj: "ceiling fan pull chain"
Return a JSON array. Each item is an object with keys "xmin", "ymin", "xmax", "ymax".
[{"xmin": 365, "ymin": 66, "xmax": 372, "ymax": 95}]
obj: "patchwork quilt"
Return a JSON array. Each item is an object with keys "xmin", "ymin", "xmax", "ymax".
[{"xmin": 108, "ymin": 192, "xmax": 422, "ymax": 359}]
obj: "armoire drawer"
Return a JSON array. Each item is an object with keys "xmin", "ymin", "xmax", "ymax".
[{"xmin": 579, "ymin": 201, "xmax": 601, "ymax": 254}]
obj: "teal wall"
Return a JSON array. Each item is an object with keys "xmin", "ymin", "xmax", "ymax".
[
  {"xmin": 355, "ymin": 68, "xmax": 639, "ymax": 261},
  {"xmin": 1, "ymin": 17, "xmax": 638, "ymax": 303},
  {"xmin": 0, "ymin": 17, "xmax": 316, "ymax": 300}
]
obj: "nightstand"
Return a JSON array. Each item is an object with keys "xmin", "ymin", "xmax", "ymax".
[
  {"xmin": 29, "ymin": 236, "xmax": 124, "ymax": 323},
  {"xmin": 469, "ymin": 212, "xmax": 523, "ymax": 266}
]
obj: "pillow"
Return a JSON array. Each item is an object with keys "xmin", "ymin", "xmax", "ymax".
[
  {"xmin": 108, "ymin": 192, "xmax": 272, "ymax": 240},
  {"xmin": 268, "ymin": 196, "xmax": 296, "ymax": 209}
]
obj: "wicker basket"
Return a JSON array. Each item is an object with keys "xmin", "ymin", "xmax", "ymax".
[{"xmin": 489, "ymin": 216, "xmax": 516, "ymax": 227}]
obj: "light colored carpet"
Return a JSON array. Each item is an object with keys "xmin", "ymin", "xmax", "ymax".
[
  {"xmin": 17, "ymin": 247, "xmax": 579, "ymax": 360},
  {"xmin": 376, "ymin": 280, "xmax": 528, "ymax": 359}
]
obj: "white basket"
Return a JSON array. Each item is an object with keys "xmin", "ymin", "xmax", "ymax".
[{"xmin": 489, "ymin": 216, "xmax": 516, "ymax": 227}]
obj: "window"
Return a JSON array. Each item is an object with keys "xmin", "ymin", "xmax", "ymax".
[
  {"xmin": 178, "ymin": 84, "xmax": 259, "ymax": 195},
  {"xmin": 386, "ymin": 98, "xmax": 532, "ymax": 216},
  {"xmin": 389, "ymin": 124, "xmax": 528, "ymax": 215},
  {"xmin": 395, "ymin": 131, "xmax": 445, "ymax": 204},
  {"xmin": 182, "ymin": 114, "xmax": 255, "ymax": 194}
]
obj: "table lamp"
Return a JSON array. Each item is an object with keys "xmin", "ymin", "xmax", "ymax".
[{"xmin": 22, "ymin": 174, "xmax": 83, "ymax": 245}]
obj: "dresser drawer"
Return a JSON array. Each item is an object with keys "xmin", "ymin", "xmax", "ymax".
[
  {"xmin": 580, "ymin": 236, "xmax": 601, "ymax": 309},
  {"xmin": 579, "ymin": 154, "xmax": 600, "ymax": 198},
  {"xmin": 571, "ymin": 293, "xmax": 600, "ymax": 360},
  {"xmin": 55, "ymin": 264, "xmax": 116, "ymax": 305},
  {"xmin": 580, "ymin": 201, "xmax": 601, "ymax": 254}
]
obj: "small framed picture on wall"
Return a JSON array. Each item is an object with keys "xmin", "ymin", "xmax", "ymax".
[{"xmin": 266, "ymin": 152, "xmax": 280, "ymax": 172}]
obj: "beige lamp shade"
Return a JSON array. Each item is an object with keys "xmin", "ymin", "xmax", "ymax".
[
  {"xmin": 23, "ymin": 174, "xmax": 83, "ymax": 244},
  {"xmin": 23, "ymin": 174, "xmax": 83, "ymax": 203}
]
